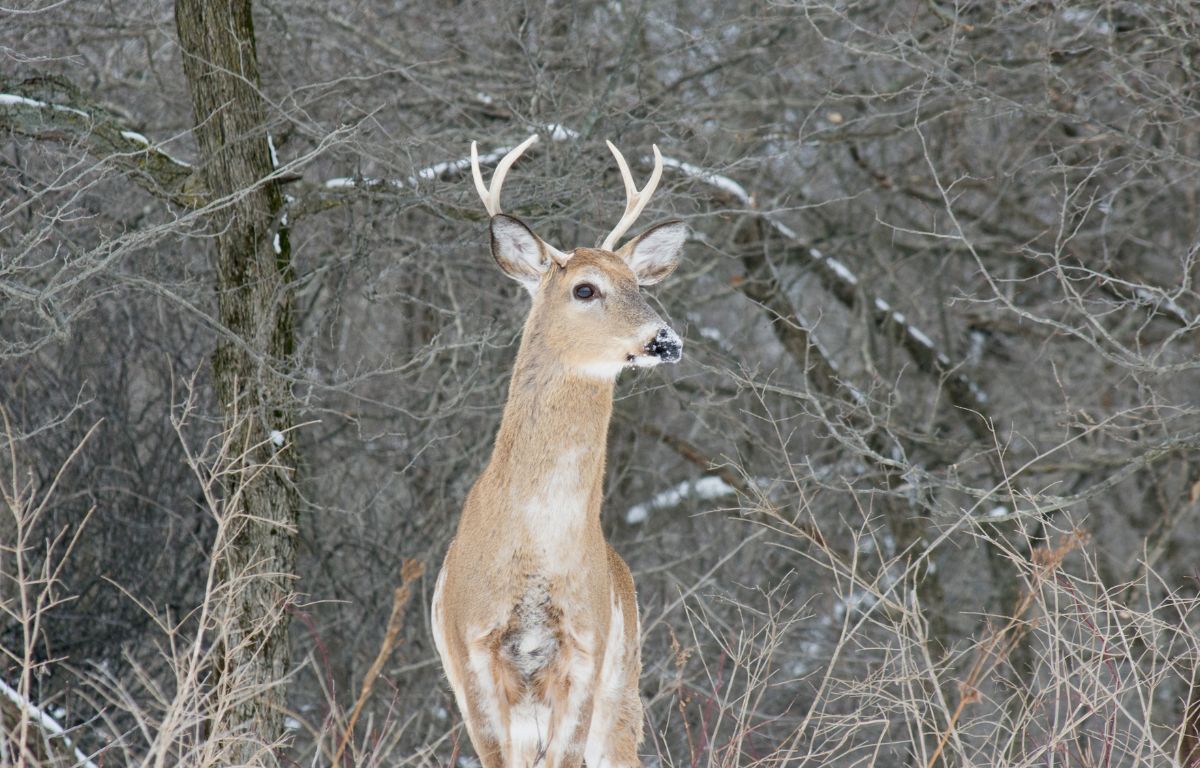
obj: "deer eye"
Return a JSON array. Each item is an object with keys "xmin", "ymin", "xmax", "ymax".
[{"xmin": 573, "ymin": 283, "xmax": 597, "ymax": 300}]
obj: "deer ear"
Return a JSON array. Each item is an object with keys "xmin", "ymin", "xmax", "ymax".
[
  {"xmin": 490, "ymin": 215, "xmax": 569, "ymax": 294},
  {"xmin": 616, "ymin": 220, "xmax": 686, "ymax": 285}
]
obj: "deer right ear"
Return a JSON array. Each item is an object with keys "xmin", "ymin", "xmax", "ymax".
[
  {"xmin": 490, "ymin": 214, "xmax": 567, "ymax": 294},
  {"xmin": 616, "ymin": 220, "xmax": 687, "ymax": 285}
]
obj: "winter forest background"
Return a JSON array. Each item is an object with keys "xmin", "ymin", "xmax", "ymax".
[{"xmin": 3, "ymin": 0, "xmax": 1200, "ymax": 765}]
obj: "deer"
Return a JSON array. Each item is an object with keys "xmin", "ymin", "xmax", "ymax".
[{"xmin": 431, "ymin": 134, "xmax": 686, "ymax": 768}]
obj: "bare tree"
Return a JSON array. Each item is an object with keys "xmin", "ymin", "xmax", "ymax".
[
  {"xmin": 174, "ymin": 0, "xmax": 300, "ymax": 761},
  {"xmin": 2, "ymin": 0, "xmax": 1198, "ymax": 766}
]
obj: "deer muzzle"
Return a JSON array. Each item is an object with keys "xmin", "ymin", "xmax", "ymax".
[{"xmin": 644, "ymin": 327, "xmax": 683, "ymax": 363}]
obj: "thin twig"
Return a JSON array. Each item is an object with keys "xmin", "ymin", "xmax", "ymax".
[{"xmin": 332, "ymin": 559, "xmax": 425, "ymax": 767}]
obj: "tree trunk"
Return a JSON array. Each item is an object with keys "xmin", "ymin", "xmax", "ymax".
[{"xmin": 175, "ymin": 1, "xmax": 297, "ymax": 764}]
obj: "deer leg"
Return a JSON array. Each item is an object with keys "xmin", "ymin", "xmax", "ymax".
[
  {"xmin": 536, "ymin": 625, "xmax": 597, "ymax": 768},
  {"xmin": 440, "ymin": 636, "xmax": 505, "ymax": 768},
  {"xmin": 587, "ymin": 684, "xmax": 643, "ymax": 768},
  {"xmin": 463, "ymin": 631, "xmax": 529, "ymax": 767},
  {"xmin": 584, "ymin": 596, "xmax": 643, "ymax": 768},
  {"xmin": 462, "ymin": 715, "xmax": 504, "ymax": 768}
]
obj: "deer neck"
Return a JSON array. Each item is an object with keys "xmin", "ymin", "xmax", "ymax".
[{"xmin": 485, "ymin": 337, "xmax": 614, "ymax": 537}]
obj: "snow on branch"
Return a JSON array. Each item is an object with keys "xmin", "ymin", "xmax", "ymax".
[
  {"xmin": 0, "ymin": 679, "xmax": 99, "ymax": 768},
  {"xmin": 318, "ymin": 116, "xmax": 990, "ymax": 423},
  {"xmin": 659, "ymin": 156, "xmax": 753, "ymax": 208},
  {"xmin": 625, "ymin": 475, "xmax": 738, "ymax": 525},
  {"xmin": 323, "ymin": 123, "xmax": 580, "ymax": 192},
  {"xmin": 1105, "ymin": 275, "xmax": 1193, "ymax": 328},
  {"xmin": 803, "ymin": 244, "xmax": 993, "ymax": 429},
  {"xmin": 660, "ymin": 157, "xmax": 993, "ymax": 426},
  {"xmin": 0, "ymin": 84, "xmax": 200, "ymax": 207}
]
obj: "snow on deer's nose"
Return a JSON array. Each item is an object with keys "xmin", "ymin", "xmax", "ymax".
[
  {"xmin": 644, "ymin": 326, "xmax": 682, "ymax": 363},
  {"xmin": 625, "ymin": 323, "xmax": 682, "ymax": 369}
]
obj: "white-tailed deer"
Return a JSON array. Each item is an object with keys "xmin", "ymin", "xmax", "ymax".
[{"xmin": 432, "ymin": 135, "xmax": 686, "ymax": 767}]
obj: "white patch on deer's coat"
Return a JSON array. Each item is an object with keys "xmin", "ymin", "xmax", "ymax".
[
  {"xmin": 580, "ymin": 359, "xmax": 634, "ymax": 379},
  {"xmin": 466, "ymin": 632, "xmax": 507, "ymax": 738},
  {"xmin": 585, "ymin": 589, "xmax": 629, "ymax": 767},
  {"xmin": 431, "ymin": 566, "xmax": 449, "ymax": 661},
  {"xmin": 542, "ymin": 624, "xmax": 597, "ymax": 762},
  {"xmin": 507, "ymin": 700, "xmax": 552, "ymax": 763},
  {"xmin": 623, "ymin": 354, "xmax": 662, "ymax": 370},
  {"xmin": 519, "ymin": 448, "xmax": 590, "ymax": 561}
]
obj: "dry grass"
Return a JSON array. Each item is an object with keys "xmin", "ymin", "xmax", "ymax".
[{"xmin": 3, "ymin": 393, "xmax": 1197, "ymax": 768}]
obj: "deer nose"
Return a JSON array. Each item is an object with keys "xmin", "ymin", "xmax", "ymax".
[{"xmin": 644, "ymin": 327, "xmax": 683, "ymax": 363}]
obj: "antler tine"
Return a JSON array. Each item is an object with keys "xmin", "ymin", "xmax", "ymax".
[
  {"xmin": 470, "ymin": 141, "xmax": 491, "ymax": 214},
  {"xmin": 607, "ymin": 140, "xmax": 638, "ymax": 200},
  {"xmin": 601, "ymin": 142, "xmax": 664, "ymax": 251},
  {"xmin": 470, "ymin": 134, "xmax": 539, "ymax": 217}
]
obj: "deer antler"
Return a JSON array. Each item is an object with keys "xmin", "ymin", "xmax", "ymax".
[
  {"xmin": 470, "ymin": 134, "xmax": 539, "ymax": 217},
  {"xmin": 601, "ymin": 141, "xmax": 664, "ymax": 251}
]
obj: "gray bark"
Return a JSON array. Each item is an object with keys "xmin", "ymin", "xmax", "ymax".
[{"xmin": 175, "ymin": 0, "xmax": 298, "ymax": 763}]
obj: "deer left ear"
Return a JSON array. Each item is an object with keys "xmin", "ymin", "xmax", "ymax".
[
  {"xmin": 491, "ymin": 214, "xmax": 571, "ymax": 294},
  {"xmin": 616, "ymin": 220, "xmax": 687, "ymax": 286}
]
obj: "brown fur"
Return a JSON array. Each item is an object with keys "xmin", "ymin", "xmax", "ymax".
[{"xmin": 433, "ymin": 236, "xmax": 676, "ymax": 768}]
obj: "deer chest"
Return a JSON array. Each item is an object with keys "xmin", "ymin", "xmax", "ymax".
[{"xmin": 499, "ymin": 578, "xmax": 563, "ymax": 680}]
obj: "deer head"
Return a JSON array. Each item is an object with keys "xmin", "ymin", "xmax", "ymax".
[{"xmin": 470, "ymin": 135, "xmax": 686, "ymax": 380}]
